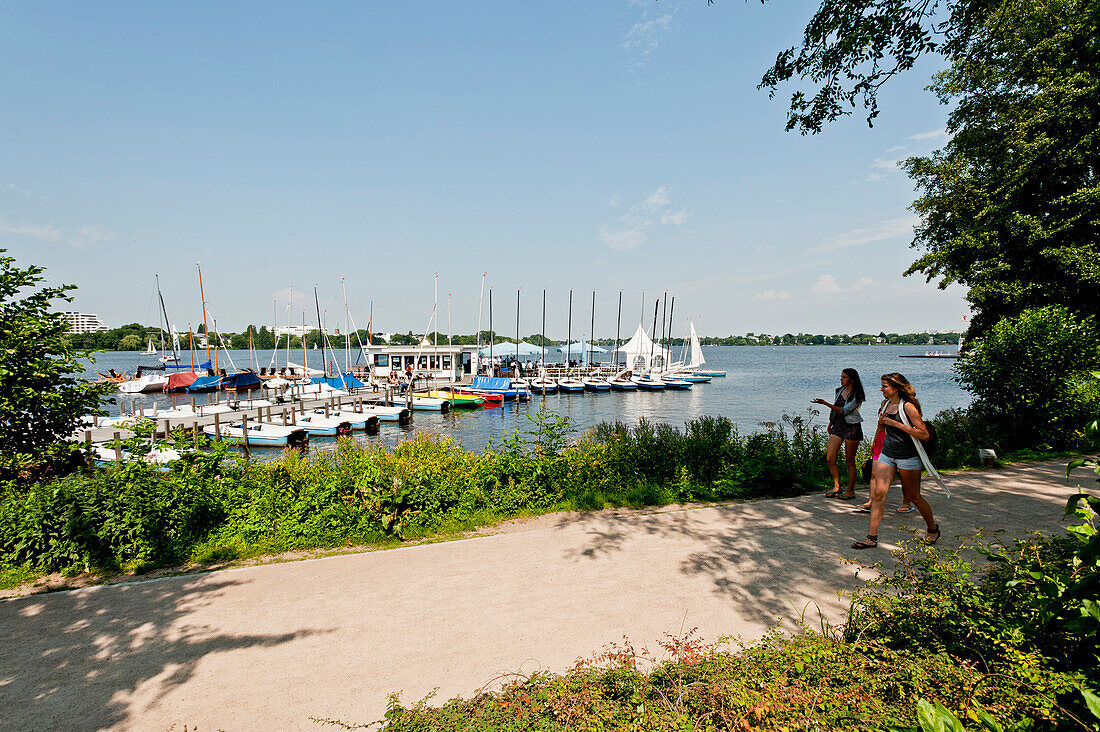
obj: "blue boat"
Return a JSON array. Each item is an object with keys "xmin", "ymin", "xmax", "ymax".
[{"xmin": 468, "ymin": 376, "xmax": 525, "ymax": 400}]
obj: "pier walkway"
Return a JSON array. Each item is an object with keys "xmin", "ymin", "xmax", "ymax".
[{"xmin": 0, "ymin": 460, "xmax": 1090, "ymax": 730}]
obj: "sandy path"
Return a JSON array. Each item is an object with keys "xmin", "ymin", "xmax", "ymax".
[{"xmin": 0, "ymin": 461, "xmax": 1090, "ymax": 731}]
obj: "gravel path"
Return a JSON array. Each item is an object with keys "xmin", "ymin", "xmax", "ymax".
[{"xmin": 0, "ymin": 460, "xmax": 1090, "ymax": 731}]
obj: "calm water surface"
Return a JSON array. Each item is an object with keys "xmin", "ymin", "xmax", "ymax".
[{"xmin": 84, "ymin": 346, "xmax": 969, "ymax": 454}]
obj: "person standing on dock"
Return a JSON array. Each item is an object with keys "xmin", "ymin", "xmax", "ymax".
[{"xmin": 813, "ymin": 368, "xmax": 865, "ymax": 500}]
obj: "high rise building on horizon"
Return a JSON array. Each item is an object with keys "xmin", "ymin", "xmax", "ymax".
[{"xmin": 60, "ymin": 312, "xmax": 108, "ymax": 334}]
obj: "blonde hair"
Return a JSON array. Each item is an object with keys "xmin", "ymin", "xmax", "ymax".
[{"xmin": 881, "ymin": 372, "xmax": 922, "ymax": 414}]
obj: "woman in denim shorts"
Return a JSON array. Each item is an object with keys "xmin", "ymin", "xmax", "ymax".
[
  {"xmin": 813, "ymin": 368, "xmax": 865, "ymax": 499},
  {"xmin": 852, "ymin": 373, "xmax": 940, "ymax": 549}
]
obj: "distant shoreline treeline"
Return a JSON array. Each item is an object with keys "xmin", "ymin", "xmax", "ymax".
[{"xmin": 64, "ymin": 323, "xmax": 964, "ymax": 351}]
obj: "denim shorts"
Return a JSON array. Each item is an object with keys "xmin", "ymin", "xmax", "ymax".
[{"xmin": 877, "ymin": 453, "xmax": 923, "ymax": 471}]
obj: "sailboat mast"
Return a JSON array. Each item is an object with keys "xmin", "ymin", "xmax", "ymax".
[
  {"xmin": 649, "ymin": 299, "xmax": 659, "ymax": 370},
  {"xmin": 613, "ymin": 290, "xmax": 622, "ymax": 370},
  {"xmin": 488, "ymin": 288, "xmax": 494, "ymax": 377},
  {"xmin": 248, "ymin": 327, "xmax": 254, "ymax": 371},
  {"xmin": 667, "ymin": 296, "xmax": 676, "ymax": 359},
  {"xmin": 475, "ymin": 272, "xmax": 485, "ymax": 363},
  {"xmin": 567, "ymin": 288, "xmax": 573, "ymax": 375},
  {"xmin": 541, "ymin": 288, "xmax": 547, "ymax": 374},
  {"xmin": 342, "ymin": 278, "xmax": 350, "ymax": 373},
  {"xmin": 315, "ymin": 287, "xmax": 326, "ymax": 378},
  {"xmin": 197, "ymin": 263, "xmax": 211, "ymax": 363},
  {"xmin": 589, "ymin": 289, "xmax": 595, "ymax": 371},
  {"xmin": 515, "ymin": 288, "xmax": 520, "ymax": 370},
  {"xmin": 660, "ymin": 291, "xmax": 668, "ymax": 355},
  {"xmin": 156, "ymin": 273, "xmax": 176, "ymax": 360},
  {"xmin": 188, "ymin": 324, "xmax": 195, "ymax": 371},
  {"xmin": 302, "ymin": 310, "xmax": 307, "ymax": 374}
]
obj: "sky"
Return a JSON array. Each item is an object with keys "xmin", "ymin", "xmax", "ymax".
[{"xmin": 0, "ymin": 1, "xmax": 970, "ymax": 339}]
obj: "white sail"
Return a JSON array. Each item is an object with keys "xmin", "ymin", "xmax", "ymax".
[{"xmin": 688, "ymin": 321, "xmax": 706, "ymax": 369}]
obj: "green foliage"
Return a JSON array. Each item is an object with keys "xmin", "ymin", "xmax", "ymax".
[
  {"xmin": 904, "ymin": 0, "xmax": 1100, "ymax": 337},
  {"xmin": 0, "ymin": 250, "xmax": 112, "ymax": 461},
  {"xmin": 954, "ymin": 307, "xmax": 1100, "ymax": 450},
  {"xmin": 0, "ymin": 410, "xmax": 835, "ymax": 582}
]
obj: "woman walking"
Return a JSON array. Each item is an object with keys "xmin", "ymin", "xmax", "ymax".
[
  {"xmin": 852, "ymin": 373, "xmax": 939, "ymax": 549},
  {"xmin": 813, "ymin": 368, "xmax": 865, "ymax": 499}
]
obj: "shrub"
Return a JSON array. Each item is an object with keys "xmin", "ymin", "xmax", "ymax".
[{"xmin": 955, "ymin": 306, "xmax": 1100, "ymax": 449}]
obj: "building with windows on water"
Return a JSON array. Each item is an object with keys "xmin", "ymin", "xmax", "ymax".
[{"xmin": 60, "ymin": 312, "xmax": 108, "ymax": 334}]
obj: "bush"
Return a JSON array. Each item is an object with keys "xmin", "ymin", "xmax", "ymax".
[
  {"xmin": 955, "ymin": 306, "xmax": 1100, "ymax": 450},
  {"xmin": 0, "ymin": 412, "xmax": 835, "ymax": 580}
]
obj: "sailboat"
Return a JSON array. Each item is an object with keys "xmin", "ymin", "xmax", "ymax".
[
  {"xmin": 142, "ymin": 339, "xmax": 157, "ymax": 355},
  {"xmin": 606, "ymin": 293, "xmax": 637, "ymax": 390},
  {"xmin": 683, "ymin": 320, "xmax": 725, "ymax": 377},
  {"xmin": 581, "ymin": 290, "xmax": 611, "ymax": 391},
  {"xmin": 530, "ymin": 288, "xmax": 557, "ymax": 394},
  {"xmin": 556, "ymin": 288, "xmax": 585, "ymax": 393}
]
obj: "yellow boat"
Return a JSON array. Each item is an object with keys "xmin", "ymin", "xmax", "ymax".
[{"xmin": 410, "ymin": 390, "xmax": 485, "ymax": 407}]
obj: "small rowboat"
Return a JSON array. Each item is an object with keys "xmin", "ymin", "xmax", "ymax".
[
  {"xmin": 607, "ymin": 377, "xmax": 637, "ymax": 391},
  {"xmin": 530, "ymin": 377, "xmax": 557, "ymax": 394},
  {"xmin": 295, "ymin": 413, "xmax": 354, "ymax": 436},
  {"xmin": 412, "ymin": 390, "xmax": 485, "ymax": 408},
  {"xmin": 630, "ymin": 375, "xmax": 666, "ymax": 390},
  {"xmin": 360, "ymin": 405, "xmax": 413, "ymax": 423},
  {"xmin": 448, "ymin": 387, "xmax": 503, "ymax": 404},
  {"xmin": 689, "ymin": 370, "xmax": 726, "ymax": 377},
  {"xmin": 660, "ymin": 376, "xmax": 693, "ymax": 389},
  {"xmin": 311, "ymin": 409, "xmax": 380, "ymax": 432},
  {"xmin": 203, "ymin": 422, "xmax": 309, "ymax": 447},
  {"xmin": 392, "ymin": 395, "xmax": 450, "ymax": 412},
  {"xmin": 582, "ymin": 378, "xmax": 611, "ymax": 392},
  {"xmin": 556, "ymin": 377, "xmax": 585, "ymax": 393}
]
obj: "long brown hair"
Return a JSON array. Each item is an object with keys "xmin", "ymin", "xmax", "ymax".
[
  {"xmin": 842, "ymin": 368, "xmax": 866, "ymax": 405},
  {"xmin": 881, "ymin": 372, "xmax": 921, "ymax": 414}
]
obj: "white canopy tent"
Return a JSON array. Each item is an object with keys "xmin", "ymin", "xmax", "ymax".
[
  {"xmin": 617, "ymin": 324, "xmax": 672, "ymax": 373},
  {"xmin": 555, "ymin": 340, "xmax": 608, "ymax": 364}
]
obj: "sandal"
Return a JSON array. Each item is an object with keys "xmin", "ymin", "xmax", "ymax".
[
  {"xmin": 824, "ymin": 489, "xmax": 843, "ymax": 498},
  {"xmin": 923, "ymin": 524, "xmax": 941, "ymax": 545},
  {"xmin": 896, "ymin": 505, "xmax": 915, "ymax": 514},
  {"xmin": 837, "ymin": 492, "xmax": 856, "ymax": 500},
  {"xmin": 852, "ymin": 535, "xmax": 878, "ymax": 549},
  {"xmin": 853, "ymin": 505, "xmax": 871, "ymax": 513}
]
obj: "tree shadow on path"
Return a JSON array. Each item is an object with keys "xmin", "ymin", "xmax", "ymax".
[
  {"xmin": 0, "ymin": 574, "xmax": 328, "ymax": 731},
  {"xmin": 553, "ymin": 462, "xmax": 1085, "ymax": 633}
]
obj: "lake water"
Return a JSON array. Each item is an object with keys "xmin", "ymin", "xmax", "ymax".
[{"xmin": 84, "ymin": 345, "xmax": 969, "ymax": 454}]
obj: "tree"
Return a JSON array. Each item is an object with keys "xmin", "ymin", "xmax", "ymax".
[
  {"xmin": 0, "ymin": 251, "xmax": 110, "ymax": 456},
  {"xmin": 759, "ymin": 0, "xmax": 984, "ymax": 134},
  {"xmin": 954, "ymin": 306, "xmax": 1100, "ymax": 448},
  {"xmin": 760, "ymin": 0, "xmax": 1100, "ymax": 337},
  {"xmin": 118, "ymin": 334, "xmax": 142, "ymax": 350},
  {"xmin": 903, "ymin": 0, "xmax": 1100, "ymax": 336}
]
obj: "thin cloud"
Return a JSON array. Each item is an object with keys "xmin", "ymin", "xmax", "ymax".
[
  {"xmin": 909, "ymin": 128, "xmax": 948, "ymax": 141},
  {"xmin": 870, "ymin": 156, "xmax": 904, "ymax": 171},
  {"xmin": 599, "ymin": 185, "xmax": 690, "ymax": 251},
  {"xmin": 621, "ymin": 0, "xmax": 685, "ymax": 70},
  {"xmin": 754, "ymin": 290, "xmax": 791, "ymax": 301},
  {"xmin": 810, "ymin": 215, "xmax": 919, "ymax": 253},
  {"xmin": 0, "ymin": 217, "xmax": 114, "ymax": 247}
]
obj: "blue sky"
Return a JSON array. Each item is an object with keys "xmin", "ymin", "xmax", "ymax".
[{"xmin": 1, "ymin": 1, "xmax": 969, "ymax": 339}]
